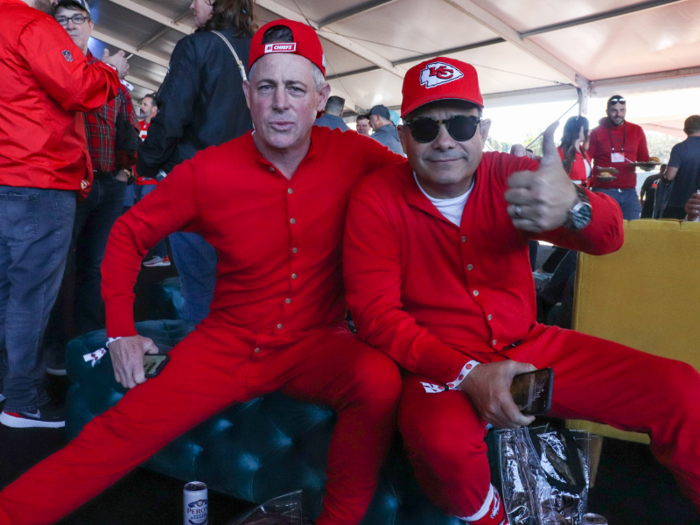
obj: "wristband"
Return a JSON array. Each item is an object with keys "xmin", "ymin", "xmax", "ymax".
[
  {"xmin": 446, "ymin": 360, "xmax": 480, "ymax": 390},
  {"xmin": 106, "ymin": 336, "xmax": 123, "ymax": 348}
]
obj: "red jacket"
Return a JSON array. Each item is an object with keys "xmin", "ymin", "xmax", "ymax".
[
  {"xmin": 558, "ymin": 146, "xmax": 590, "ymax": 183},
  {"xmin": 588, "ymin": 117, "xmax": 649, "ymax": 190},
  {"xmin": 0, "ymin": 0, "xmax": 120, "ymax": 192},
  {"xmin": 343, "ymin": 153, "xmax": 624, "ymax": 384},
  {"xmin": 102, "ymin": 128, "xmax": 403, "ymax": 338}
]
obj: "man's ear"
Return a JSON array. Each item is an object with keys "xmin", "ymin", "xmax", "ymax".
[
  {"xmin": 479, "ymin": 118, "xmax": 492, "ymax": 143},
  {"xmin": 242, "ymin": 80, "xmax": 251, "ymax": 110},
  {"xmin": 317, "ymin": 82, "xmax": 331, "ymax": 112}
]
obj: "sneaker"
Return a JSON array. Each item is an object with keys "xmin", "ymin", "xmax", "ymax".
[
  {"xmin": 143, "ymin": 255, "xmax": 171, "ymax": 267},
  {"xmin": 0, "ymin": 401, "xmax": 65, "ymax": 428}
]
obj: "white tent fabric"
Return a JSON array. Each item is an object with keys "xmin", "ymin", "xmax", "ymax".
[{"xmin": 83, "ymin": 0, "xmax": 700, "ymax": 134}]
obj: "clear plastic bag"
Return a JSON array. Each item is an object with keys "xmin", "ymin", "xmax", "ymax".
[
  {"xmin": 498, "ymin": 425, "xmax": 595, "ymax": 525},
  {"xmin": 228, "ymin": 491, "xmax": 307, "ymax": 525}
]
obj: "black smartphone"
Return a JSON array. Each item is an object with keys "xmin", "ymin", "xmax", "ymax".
[
  {"xmin": 143, "ymin": 354, "xmax": 170, "ymax": 378},
  {"xmin": 510, "ymin": 368, "xmax": 554, "ymax": 416}
]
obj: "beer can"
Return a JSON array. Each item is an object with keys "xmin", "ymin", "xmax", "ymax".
[
  {"xmin": 184, "ymin": 481, "xmax": 208, "ymax": 525},
  {"xmin": 582, "ymin": 513, "xmax": 608, "ymax": 525}
]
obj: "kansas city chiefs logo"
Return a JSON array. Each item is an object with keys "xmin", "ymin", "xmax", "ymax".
[
  {"xmin": 264, "ymin": 43, "xmax": 297, "ymax": 53},
  {"xmin": 420, "ymin": 61, "xmax": 464, "ymax": 88}
]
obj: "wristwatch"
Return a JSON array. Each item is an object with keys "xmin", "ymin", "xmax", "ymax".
[{"xmin": 564, "ymin": 185, "xmax": 592, "ymax": 231}]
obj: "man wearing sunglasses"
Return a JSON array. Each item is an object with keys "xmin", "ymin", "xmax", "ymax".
[
  {"xmin": 344, "ymin": 57, "xmax": 700, "ymax": 524},
  {"xmin": 588, "ymin": 95, "xmax": 652, "ymax": 220}
]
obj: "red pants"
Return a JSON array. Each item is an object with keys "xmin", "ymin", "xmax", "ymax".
[
  {"xmin": 0, "ymin": 323, "xmax": 402, "ymax": 525},
  {"xmin": 399, "ymin": 324, "xmax": 700, "ymax": 520}
]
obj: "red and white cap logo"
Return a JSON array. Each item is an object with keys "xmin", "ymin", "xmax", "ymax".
[
  {"xmin": 264, "ymin": 43, "xmax": 298, "ymax": 54},
  {"xmin": 420, "ymin": 61, "xmax": 464, "ymax": 89}
]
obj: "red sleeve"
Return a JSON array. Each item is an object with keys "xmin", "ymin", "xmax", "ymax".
[
  {"xmin": 531, "ymin": 187, "xmax": 624, "ymax": 254},
  {"xmin": 118, "ymin": 83, "xmax": 138, "ymax": 128},
  {"xmin": 344, "ymin": 175, "xmax": 475, "ymax": 385},
  {"xmin": 636, "ymin": 126, "xmax": 650, "ymax": 162},
  {"xmin": 18, "ymin": 17, "xmax": 119, "ymax": 112},
  {"xmin": 355, "ymin": 132, "xmax": 405, "ymax": 174},
  {"xmin": 587, "ymin": 128, "xmax": 601, "ymax": 159},
  {"xmin": 102, "ymin": 157, "xmax": 204, "ymax": 336}
]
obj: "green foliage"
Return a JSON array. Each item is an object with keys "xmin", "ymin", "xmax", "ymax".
[{"xmin": 645, "ymin": 131, "xmax": 682, "ymax": 164}]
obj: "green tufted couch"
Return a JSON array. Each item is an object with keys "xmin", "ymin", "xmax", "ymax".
[{"xmin": 65, "ymin": 319, "xmax": 483, "ymax": 524}]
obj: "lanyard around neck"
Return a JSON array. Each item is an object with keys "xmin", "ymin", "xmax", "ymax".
[{"xmin": 608, "ymin": 122, "xmax": 627, "ymax": 153}]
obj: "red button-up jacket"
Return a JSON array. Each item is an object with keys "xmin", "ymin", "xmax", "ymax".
[
  {"xmin": 102, "ymin": 128, "xmax": 403, "ymax": 340},
  {"xmin": 343, "ymin": 152, "xmax": 624, "ymax": 384},
  {"xmin": 588, "ymin": 118, "xmax": 649, "ymax": 190},
  {"xmin": 0, "ymin": 0, "xmax": 120, "ymax": 191}
]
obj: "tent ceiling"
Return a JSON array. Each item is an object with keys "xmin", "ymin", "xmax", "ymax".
[{"xmin": 83, "ymin": 0, "xmax": 700, "ymax": 125}]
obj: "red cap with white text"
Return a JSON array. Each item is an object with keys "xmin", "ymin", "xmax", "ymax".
[
  {"xmin": 401, "ymin": 57, "xmax": 483, "ymax": 118},
  {"xmin": 249, "ymin": 20, "xmax": 326, "ymax": 77}
]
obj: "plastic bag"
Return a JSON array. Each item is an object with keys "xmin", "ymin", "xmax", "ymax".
[
  {"xmin": 228, "ymin": 491, "xmax": 308, "ymax": 525},
  {"xmin": 498, "ymin": 425, "xmax": 595, "ymax": 525}
]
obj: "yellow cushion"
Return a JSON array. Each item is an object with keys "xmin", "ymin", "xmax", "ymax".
[{"xmin": 568, "ymin": 219, "xmax": 700, "ymax": 443}]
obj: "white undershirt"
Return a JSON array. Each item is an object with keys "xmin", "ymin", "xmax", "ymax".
[{"xmin": 413, "ymin": 172, "xmax": 474, "ymax": 226}]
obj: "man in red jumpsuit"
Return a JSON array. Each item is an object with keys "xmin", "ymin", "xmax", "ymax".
[
  {"xmin": 343, "ymin": 57, "xmax": 700, "ymax": 524},
  {"xmin": 0, "ymin": 20, "xmax": 404, "ymax": 525}
]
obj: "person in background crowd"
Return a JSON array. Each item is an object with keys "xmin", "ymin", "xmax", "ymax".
[
  {"xmin": 640, "ymin": 164, "xmax": 666, "ymax": 219},
  {"xmin": 135, "ymin": 0, "xmax": 255, "ymax": 324},
  {"xmin": 0, "ymin": 0, "xmax": 126, "ymax": 428},
  {"xmin": 588, "ymin": 95, "xmax": 653, "ymax": 220},
  {"xmin": 686, "ymin": 191, "xmax": 700, "ymax": 220},
  {"xmin": 661, "ymin": 115, "xmax": 700, "ymax": 219},
  {"xmin": 369, "ymin": 104, "xmax": 404, "ymax": 155},
  {"xmin": 314, "ymin": 95, "xmax": 349, "ymax": 131},
  {"xmin": 343, "ymin": 57, "xmax": 700, "ymax": 525},
  {"xmin": 132, "ymin": 94, "xmax": 170, "ymax": 267},
  {"xmin": 123, "ymin": 93, "xmax": 158, "ymax": 212},
  {"xmin": 356, "ymin": 114, "xmax": 371, "ymax": 136},
  {"xmin": 0, "ymin": 19, "xmax": 406, "ymax": 525},
  {"xmin": 40, "ymin": 0, "xmax": 139, "ymax": 380},
  {"xmin": 558, "ymin": 115, "xmax": 591, "ymax": 185}
]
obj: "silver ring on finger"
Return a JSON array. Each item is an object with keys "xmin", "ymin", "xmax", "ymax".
[{"xmin": 514, "ymin": 205, "xmax": 523, "ymax": 219}]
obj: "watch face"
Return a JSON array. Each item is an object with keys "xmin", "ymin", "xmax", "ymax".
[{"xmin": 572, "ymin": 203, "xmax": 592, "ymax": 229}]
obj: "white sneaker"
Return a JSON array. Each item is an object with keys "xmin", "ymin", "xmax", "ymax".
[{"xmin": 143, "ymin": 255, "xmax": 171, "ymax": 267}]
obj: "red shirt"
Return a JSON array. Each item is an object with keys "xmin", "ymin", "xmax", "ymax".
[
  {"xmin": 102, "ymin": 128, "xmax": 403, "ymax": 338},
  {"xmin": 83, "ymin": 52, "xmax": 137, "ymax": 173},
  {"xmin": 138, "ymin": 120, "xmax": 150, "ymax": 141},
  {"xmin": 0, "ymin": 0, "xmax": 120, "ymax": 191},
  {"xmin": 588, "ymin": 118, "xmax": 649, "ymax": 189},
  {"xmin": 558, "ymin": 146, "xmax": 591, "ymax": 183},
  {"xmin": 343, "ymin": 153, "xmax": 624, "ymax": 384},
  {"xmin": 135, "ymin": 121, "xmax": 156, "ymax": 185}
]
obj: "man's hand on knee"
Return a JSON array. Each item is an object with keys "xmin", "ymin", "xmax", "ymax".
[
  {"xmin": 110, "ymin": 336, "xmax": 159, "ymax": 389},
  {"xmin": 458, "ymin": 360, "xmax": 537, "ymax": 429}
]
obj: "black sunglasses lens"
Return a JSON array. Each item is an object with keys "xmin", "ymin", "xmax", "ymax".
[
  {"xmin": 446, "ymin": 116, "xmax": 479, "ymax": 142},
  {"xmin": 409, "ymin": 119, "xmax": 441, "ymax": 143}
]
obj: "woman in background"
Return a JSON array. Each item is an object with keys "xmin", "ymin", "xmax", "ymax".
[{"xmin": 558, "ymin": 115, "xmax": 591, "ymax": 185}]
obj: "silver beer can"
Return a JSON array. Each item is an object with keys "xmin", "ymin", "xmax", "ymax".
[
  {"xmin": 582, "ymin": 513, "xmax": 608, "ymax": 525},
  {"xmin": 184, "ymin": 481, "xmax": 208, "ymax": 525}
]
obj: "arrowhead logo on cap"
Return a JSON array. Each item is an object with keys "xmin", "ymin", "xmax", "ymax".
[
  {"xmin": 419, "ymin": 61, "xmax": 464, "ymax": 89},
  {"xmin": 264, "ymin": 43, "xmax": 297, "ymax": 53}
]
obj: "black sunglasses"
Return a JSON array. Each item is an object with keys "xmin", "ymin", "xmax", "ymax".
[
  {"xmin": 404, "ymin": 115, "xmax": 482, "ymax": 143},
  {"xmin": 608, "ymin": 96, "xmax": 626, "ymax": 105}
]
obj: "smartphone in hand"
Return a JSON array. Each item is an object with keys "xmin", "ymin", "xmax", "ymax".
[
  {"xmin": 510, "ymin": 368, "xmax": 554, "ymax": 416},
  {"xmin": 143, "ymin": 354, "xmax": 170, "ymax": 378}
]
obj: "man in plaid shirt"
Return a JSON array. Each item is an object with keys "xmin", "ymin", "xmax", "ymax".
[{"xmin": 43, "ymin": 0, "xmax": 138, "ymax": 375}]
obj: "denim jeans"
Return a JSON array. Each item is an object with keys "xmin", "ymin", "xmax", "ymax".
[
  {"xmin": 0, "ymin": 186, "xmax": 75, "ymax": 412},
  {"xmin": 592, "ymin": 188, "xmax": 641, "ymax": 221},
  {"xmin": 43, "ymin": 176, "xmax": 126, "ymax": 371},
  {"xmin": 168, "ymin": 232, "xmax": 217, "ymax": 323}
]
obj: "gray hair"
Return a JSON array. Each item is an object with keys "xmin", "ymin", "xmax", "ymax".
[{"xmin": 248, "ymin": 61, "xmax": 325, "ymax": 92}]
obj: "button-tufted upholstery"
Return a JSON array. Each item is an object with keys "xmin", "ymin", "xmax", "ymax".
[{"xmin": 66, "ymin": 320, "xmax": 463, "ymax": 524}]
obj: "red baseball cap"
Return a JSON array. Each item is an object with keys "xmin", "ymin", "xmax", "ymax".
[
  {"xmin": 401, "ymin": 57, "xmax": 483, "ymax": 118},
  {"xmin": 249, "ymin": 20, "xmax": 326, "ymax": 77}
]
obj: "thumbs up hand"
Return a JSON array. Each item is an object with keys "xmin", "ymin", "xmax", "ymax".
[{"xmin": 505, "ymin": 121, "xmax": 578, "ymax": 232}]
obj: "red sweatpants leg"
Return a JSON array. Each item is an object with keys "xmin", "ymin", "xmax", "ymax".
[
  {"xmin": 0, "ymin": 326, "xmax": 255, "ymax": 525},
  {"xmin": 263, "ymin": 325, "xmax": 402, "ymax": 525},
  {"xmin": 398, "ymin": 374, "xmax": 493, "ymax": 519},
  {"xmin": 508, "ymin": 325, "xmax": 700, "ymax": 513}
]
